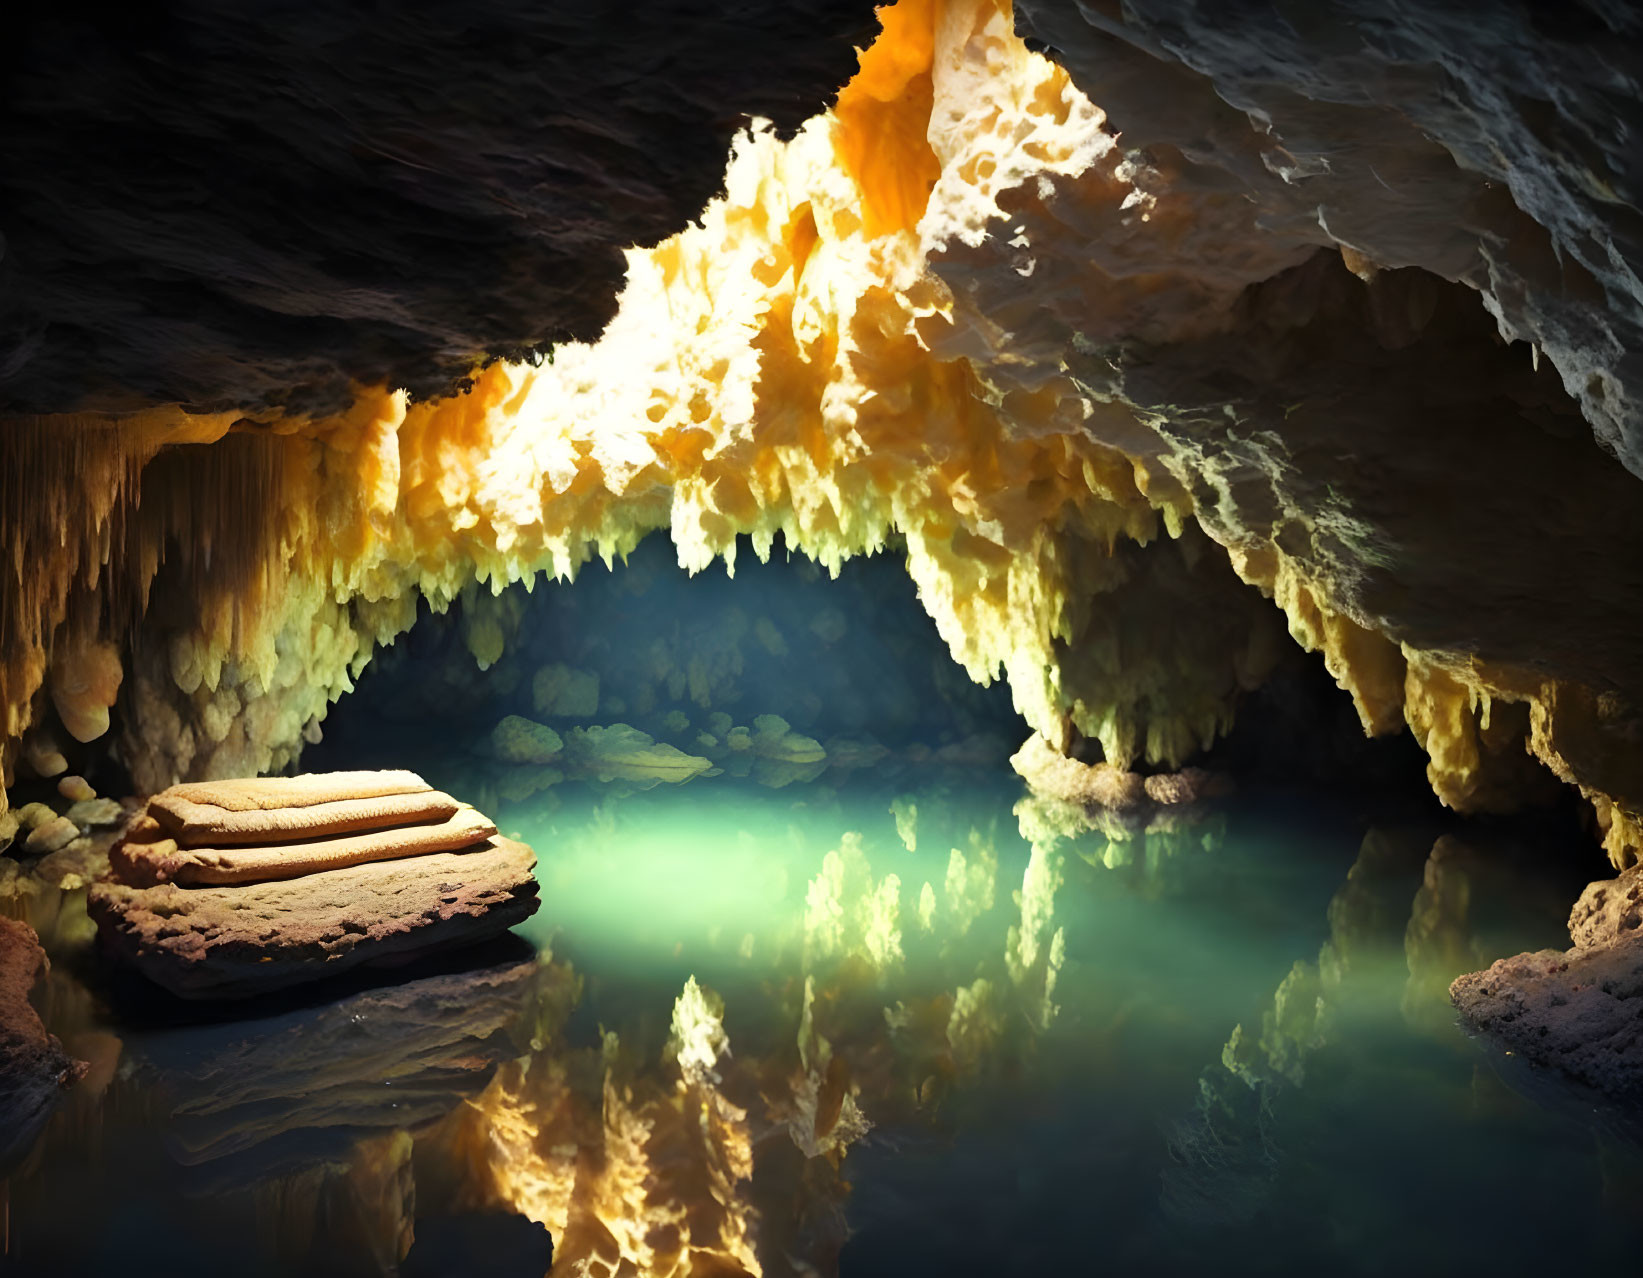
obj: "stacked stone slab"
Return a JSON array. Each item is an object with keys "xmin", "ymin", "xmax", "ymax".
[{"xmin": 89, "ymin": 771, "xmax": 539, "ymax": 999}]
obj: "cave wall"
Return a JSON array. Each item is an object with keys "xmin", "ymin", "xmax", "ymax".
[{"xmin": 3, "ymin": 0, "xmax": 1641, "ymax": 866}]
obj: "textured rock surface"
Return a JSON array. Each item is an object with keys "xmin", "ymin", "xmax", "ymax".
[
  {"xmin": 0, "ymin": 917, "xmax": 86, "ymax": 1172},
  {"xmin": 1569, "ymin": 864, "xmax": 1643, "ymax": 951},
  {"xmin": 1016, "ymin": 0, "xmax": 1643, "ymax": 476},
  {"xmin": 1451, "ymin": 865, "xmax": 1643, "ymax": 1101},
  {"xmin": 90, "ymin": 838, "xmax": 539, "ymax": 999},
  {"xmin": 0, "ymin": 0, "xmax": 878, "ymax": 414}
]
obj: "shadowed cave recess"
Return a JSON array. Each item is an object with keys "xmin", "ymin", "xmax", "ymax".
[{"xmin": 5, "ymin": 0, "xmax": 1643, "ymax": 1274}]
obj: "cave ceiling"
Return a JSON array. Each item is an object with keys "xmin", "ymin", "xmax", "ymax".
[{"xmin": 0, "ymin": 0, "xmax": 878, "ymax": 414}]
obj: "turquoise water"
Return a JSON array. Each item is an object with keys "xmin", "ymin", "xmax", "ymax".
[{"xmin": 8, "ymin": 768, "xmax": 1640, "ymax": 1277}]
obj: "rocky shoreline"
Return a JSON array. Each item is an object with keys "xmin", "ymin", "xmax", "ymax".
[{"xmin": 1451, "ymin": 864, "xmax": 1643, "ymax": 1103}]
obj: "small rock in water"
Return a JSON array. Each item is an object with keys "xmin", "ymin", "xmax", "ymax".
[
  {"xmin": 57, "ymin": 775, "xmax": 96, "ymax": 802},
  {"xmin": 65, "ymin": 798, "xmax": 125, "ymax": 830},
  {"xmin": 23, "ymin": 815, "xmax": 79, "ymax": 857}
]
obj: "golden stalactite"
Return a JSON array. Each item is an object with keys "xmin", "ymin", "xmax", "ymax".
[{"xmin": 833, "ymin": 0, "xmax": 942, "ymax": 240}]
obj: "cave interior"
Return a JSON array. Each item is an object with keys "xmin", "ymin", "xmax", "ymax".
[{"xmin": 3, "ymin": 1, "xmax": 1643, "ymax": 1274}]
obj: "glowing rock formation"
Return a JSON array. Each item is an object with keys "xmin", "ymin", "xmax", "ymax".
[{"xmin": 0, "ymin": 0, "xmax": 1639, "ymax": 873}]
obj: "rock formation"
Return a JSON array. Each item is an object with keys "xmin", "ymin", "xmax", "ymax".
[
  {"xmin": 1451, "ymin": 863, "xmax": 1643, "ymax": 1103},
  {"xmin": 0, "ymin": 917, "xmax": 86, "ymax": 1173},
  {"xmin": 0, "ymin": 2, "xmax": 879, "ymax": 414},
  {"xmin": 89, "ymin": 772, "xmax": 539, "ymax": 998},
  {"xmin": 1, "ymin": 0, "xmax": 1641, "ymax": 886}
]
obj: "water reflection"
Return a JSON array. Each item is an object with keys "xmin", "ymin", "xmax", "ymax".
[{"xmin": 4, "ymin": 778, "xmax": 1641, "ymax": 1276}]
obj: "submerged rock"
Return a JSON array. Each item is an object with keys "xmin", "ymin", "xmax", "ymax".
[
  {"xmin": 0, "ymin": 917, "xmax": 87, "ymax": 1173},
  {"xmin": 1451, "ymin": 864, "xmax": 1643, "ymax": 1102},
  {"xmin": 491, "ymin": 715, "xmax": 565, "ymax": 765}
]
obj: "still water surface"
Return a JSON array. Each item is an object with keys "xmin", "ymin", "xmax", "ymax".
[{"xmin": 6, "ymin": 771, "xmax": 1640, "ymax": 1277}]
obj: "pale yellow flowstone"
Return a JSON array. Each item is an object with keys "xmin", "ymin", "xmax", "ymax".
[{"xmin": 0, "ymin": 0, "xmax": 1635, "ymax": 865}]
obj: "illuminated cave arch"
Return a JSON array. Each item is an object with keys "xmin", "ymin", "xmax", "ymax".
[{"xmin": 3, "ymin": 0, "xmax": 1639, "ymax": 866}]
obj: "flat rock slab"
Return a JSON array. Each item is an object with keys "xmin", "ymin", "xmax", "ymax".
[
  {"xmin": 89, "ymin": 838, "xmax": 539, "ymax": 1000},
  {"xmin": 154, "ymin": 770, "xmax": 431, "ymax": 813},
  {"xmin": 0, "ymin": 917, "xmax": 86, "ymax": 1172}
]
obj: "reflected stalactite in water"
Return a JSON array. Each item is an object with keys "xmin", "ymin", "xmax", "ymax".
[
  {"xmin": 803, "ymin": 833, "xmax": 904, "ymax": 973},
  {"xmin": 433, "ymin": 974, "xmax": 776, "ymax": 1276},
  {"xmin": 1161, "ymin": 820, "xmax": 1604, "ymax": 1235},
  {"xmin": 1401, "ymin": 837, "xmax": 1492, "ymax": 1034},
  {"xmin": 1162, "ymin": 826, "xmax": 1434, "ymax": 1225},
  {"xmin": 407, "ymin": 796, "xmax": 1092, "ymax": 1277}
]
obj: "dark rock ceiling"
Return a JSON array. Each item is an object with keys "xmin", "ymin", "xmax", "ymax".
[{"xmin": 0, "ymin": 0, "xmax": 878, "ymax": 415}]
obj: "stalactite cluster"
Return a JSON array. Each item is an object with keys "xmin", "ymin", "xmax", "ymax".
[{"xmin": 1, "ymin": 0, "xmax": 1638, "ymax": 865}]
